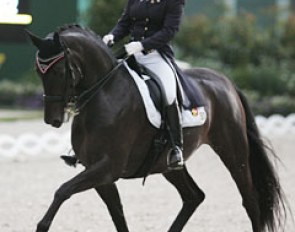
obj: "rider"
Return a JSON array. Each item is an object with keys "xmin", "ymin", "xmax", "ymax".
[{"xmin": 103, "ymin": 0, "xmax": 185, "ymax": 170}]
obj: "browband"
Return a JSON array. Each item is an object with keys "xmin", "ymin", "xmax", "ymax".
[{"xmin": 36, "ymin": 51, "xmax": 65, "ymax": 74}]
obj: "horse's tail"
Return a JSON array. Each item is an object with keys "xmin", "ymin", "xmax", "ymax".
[{"xmin": 237, "ymin": 89, "xmax": 287, "ymax": 232}]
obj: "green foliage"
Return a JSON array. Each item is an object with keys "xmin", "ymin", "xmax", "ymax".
[
  {"xmin": 281, "ymin": 14, "xmax": 295, "ymax": 59},
  {"xmin": 216, "ymin": 14, "xmax": 257, "ymax": 66},
  {"xmin": 175, "ymin": 13, "xmax": 295, "ymax": 115},
  {"xmin": 230, "ymin": 58, "xmax": 287, "ymax": 96},
  {"xmin": 175, "ymin": 14, "xmax": 295, "ymax": 91},
  {"xmin": 175, "ymin": 15, "xmax": 216, "ymax": 58},
  {"xmin": 185, "ymin": 0, "xmax": 227, "ymax": 20},
  {"xmin": 86, "ymin": 0, "xmax": 127, "ymax": 36},
  {"xmin": 0, "ymin": 80, "xmax": 42, "ymax": 108},
  {"xmin": 245, "ymin": 91, "xmax": 295, "ymax": 116}
]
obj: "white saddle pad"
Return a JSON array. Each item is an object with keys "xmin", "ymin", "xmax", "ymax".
[{"xmin": 124, "ymin": 62, "xmax": 207, "ymax": 129}]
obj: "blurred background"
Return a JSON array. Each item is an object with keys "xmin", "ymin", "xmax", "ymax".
[{"xmin": 0, "ymin": 0, "xmax": 294, "ymax": 115}]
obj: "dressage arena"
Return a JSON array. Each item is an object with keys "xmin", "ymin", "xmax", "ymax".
[{"xmin": 0, "ymin": 115, "xmax": 294, "ymax": 232}]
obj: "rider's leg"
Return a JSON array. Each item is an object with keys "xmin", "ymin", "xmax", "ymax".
[
  {"xmin": 165, "ymin": 100, "xmax": 184, "ymax": 169},
  {"xmin": 134, "ymin": 51, "xmax": 184, "ymax": 169}
]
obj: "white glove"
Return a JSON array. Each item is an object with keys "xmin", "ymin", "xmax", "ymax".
[
  {"xmin": 125, "ymin": 42, "xmax": 144, "ymax": 56},
  {"xmin": 102, "ymin": 34, "xmax": 114, "ymax": 46}
]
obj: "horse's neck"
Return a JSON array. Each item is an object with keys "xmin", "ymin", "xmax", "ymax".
[
  {"xmin": 74, "ymin": 67, "xmax": 138, "ymax": 135},
  {"xmin": 79, "ymin": 49, "xmax": 116, "ymax": 90}
]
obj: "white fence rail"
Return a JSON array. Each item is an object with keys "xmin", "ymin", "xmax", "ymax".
[
  {"xmin": 255, "ymin": 114, "xmax": 295, "ymax": 136},
  {"xmin": 0, "ymin": 114, "xmax": 295, "ymax": 159},
  {"xmin": 0, "ymin": 131, "xmax": 71, "ymax": 159}
]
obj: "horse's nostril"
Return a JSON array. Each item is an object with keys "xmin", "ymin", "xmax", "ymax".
[
  {"xmin": 52, "ymin": 119, "xmax": 62, "ymax": 128},
  {"xmin": 44, "ymin": 118, "xmax": 50, "ymax": 125}
]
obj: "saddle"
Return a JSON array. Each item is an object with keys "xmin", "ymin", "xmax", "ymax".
[
  {"xmin": 126, "ymin": 56, "xmax": 167, "ymax": 113},
  {"xmin": 125, "ymin": 55, "xmax": 205, "ymax": 115},
  {"xmin": 115, "ymin": 46, "xmax": 205, "ymax": 111}
]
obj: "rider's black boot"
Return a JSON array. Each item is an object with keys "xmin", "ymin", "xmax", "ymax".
[{"xmin": 166, "ymin": 101, "xmax": 184, "ymax": 170}]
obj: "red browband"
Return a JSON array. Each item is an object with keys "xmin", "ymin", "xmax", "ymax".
[{"xmin": 36, "ymin": 52, "xmax": 65, "ymax": 74}]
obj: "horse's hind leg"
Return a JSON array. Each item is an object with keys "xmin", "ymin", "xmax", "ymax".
[
  {"xmin": 209, "ymin": 126, "xmax": 261, "ymax": 232},
  {"xmin": 163, "ymin": 166, "xmax": 205, "ymax": 232},
  {"xmin": 95, "ymin": 184, "xmax": 129, "ymax": 232}
]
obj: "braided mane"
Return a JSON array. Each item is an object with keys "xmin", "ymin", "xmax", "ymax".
[{"xmin": 56, "ymin": 24, "xmax": 116, "ymax": 63}]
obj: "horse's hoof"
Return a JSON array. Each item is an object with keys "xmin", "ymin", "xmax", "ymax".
[{"xmin": 36, "ymin": 222, "xmax": 49, "ymax": 232}]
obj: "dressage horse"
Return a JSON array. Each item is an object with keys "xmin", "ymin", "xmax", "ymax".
[{"xmin": 28, "ymin": 25, "xmax": 286, "ymax": 232}]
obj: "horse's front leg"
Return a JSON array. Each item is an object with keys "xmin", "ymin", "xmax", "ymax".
[{"xmin": 36, "ymin": 155, "xmax": 114, "ymax": 232}]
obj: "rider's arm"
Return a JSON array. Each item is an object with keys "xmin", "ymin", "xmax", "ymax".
[{"xmin": 111, "ymin": 0, "xmax": 133, "ymax": 42}]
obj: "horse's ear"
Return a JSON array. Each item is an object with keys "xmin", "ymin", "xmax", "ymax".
[
  {"xmin": 25, "ymin": 29, "xmax": 44, "ymax": 49},
  {"xmin": 53, "ymin": 32, "xmax": 62, "ymax": 48}
]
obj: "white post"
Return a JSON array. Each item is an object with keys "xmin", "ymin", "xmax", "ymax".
[
  {"xmin": 77, "ymin": 0, "xmax": 91, "ymax": 25},
  {"xmin": 276, "ymin": 0, "xmax": 290, "ymax": 24},
  {"xmin": 223, "ymin": 0, "xmax": 237, "ymax": 17}
]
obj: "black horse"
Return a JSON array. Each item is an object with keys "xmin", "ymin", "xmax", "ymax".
[{"xmin": 28, "ymin": 25, "xmax": 286, "ymax": 232}]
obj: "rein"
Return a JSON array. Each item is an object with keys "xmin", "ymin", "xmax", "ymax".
[{"xmin": 75, "ymin": 58, "xmax": 127, "ymax": 112}]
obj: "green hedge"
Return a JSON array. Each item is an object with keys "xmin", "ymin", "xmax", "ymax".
[
  {"xmin": 175, "ymin": 13, "xmax": 295, "ymax": 65},
  {"xmin": 0, "ymin": 80, "xmax": 43, "ymax": 109},
  {"xmin": 86, "ymin": 0, "xmax": 126, "ymax": 36},
  {"xmin": 174, "ymin": 13, "xmax": 295, "ymax": 115},
  {"xmin": 243, "ymin": 90, "xmax": 295, "ymax": 116}
]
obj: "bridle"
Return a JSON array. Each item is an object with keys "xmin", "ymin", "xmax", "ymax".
[
  {"xmin": 35, "ymin": 45, "xmax": 127, "ymax": 119},
  {"xmin": 36, "ymin": 51, "xmax": 70, "ymax": 104}
]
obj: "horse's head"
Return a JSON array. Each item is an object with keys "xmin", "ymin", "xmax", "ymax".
[
  {"xmin": 27, "ymin": 30, "xmax": 67, "ymax": 127},
  {"xmin": 27, "ymin": 25, "xmax": 115, "ymax": 128}
]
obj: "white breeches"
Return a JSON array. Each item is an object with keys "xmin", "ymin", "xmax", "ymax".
[{"xmin": 134, "ymin": 51, "xmax": 177, "ymax": 105}]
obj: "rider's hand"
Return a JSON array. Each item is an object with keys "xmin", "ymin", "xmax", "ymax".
[
  {"xmin": 102, "ymin": 34, "xmax": 114, "ymax": 46},
  {"xmin": 125, "ymin": 42, "xmax": 144, "ymax": 56}
]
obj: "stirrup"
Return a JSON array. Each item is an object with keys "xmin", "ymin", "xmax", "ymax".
[{"xmin": 167, "ymin": 146, "xmax": 184, "ymax": 170}]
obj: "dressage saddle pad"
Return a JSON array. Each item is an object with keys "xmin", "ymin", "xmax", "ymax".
[{"xmin": 123, "ymin": 61, "xmax": 207, "ymax": 129}]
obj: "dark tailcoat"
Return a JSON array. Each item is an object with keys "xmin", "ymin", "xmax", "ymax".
[
  {"xmin": 111, "ymin": 0, "xmax": 184, "ymax": 59},
  {"xmin": 111, "ymin": 0, "xmax": 203, "ymax": 107}
]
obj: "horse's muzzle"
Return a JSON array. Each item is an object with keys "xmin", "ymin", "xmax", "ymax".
[
  {"xmin": 44, "ymin": 109, "xmax": 64, "ymax": 128},
  {"xmin": 43, "ymin": 99, "xmax": 65, "ymax": 127},
  {"xmin": 44, "ymin": 116, "xmax": 63, "ymax": 128},
  {"xmin": 51, "ymin": 119, "xmax": 63, "ymax": 128}
]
